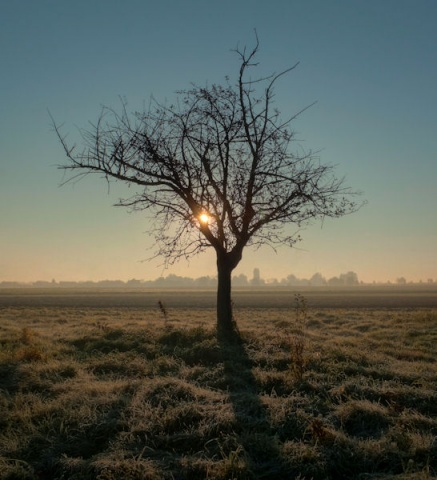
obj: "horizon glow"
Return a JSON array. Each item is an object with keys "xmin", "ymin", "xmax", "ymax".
[{"xmin": 1, "ymin": 1, "xmax": 436, "ymax": 285}]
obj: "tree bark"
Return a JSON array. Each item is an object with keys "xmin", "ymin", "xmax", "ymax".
[
  {"xmin": 216, "ymin": 248, "xmax": 242, "ymax": 339},
  {"xmin": 217, "ymin": 260, "xmax": 233, "ymax": 338}
]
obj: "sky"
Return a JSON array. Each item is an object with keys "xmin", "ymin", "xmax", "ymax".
[{"xmin": 1, "ymin": 0, "xmax": 436, "ymax": 284}]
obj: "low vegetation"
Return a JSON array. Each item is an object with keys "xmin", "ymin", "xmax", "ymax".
[{"xmin": 0, "ymin": 300, "xmax": 436, "ymax": 479}]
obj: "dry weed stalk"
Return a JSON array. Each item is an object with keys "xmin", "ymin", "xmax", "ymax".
[
  {"xmin": 95, "ymin": 320, "xmax": 109, "ymax": 332},
  {"xmin": 158, "ymin": 300, "xmax": 169, "ymax": 323},
  {"xmin": 291, "ymin": 293, "xmax": 308, "ymax": 381}
]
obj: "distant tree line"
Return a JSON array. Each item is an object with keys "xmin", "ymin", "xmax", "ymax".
[
  {"xmin": 2, "ymin": 270, "xmax": 433, "ymax": 289},
  {"xmin": 1, "ymin": 270, "xmax": 435, "ymax": 289}
]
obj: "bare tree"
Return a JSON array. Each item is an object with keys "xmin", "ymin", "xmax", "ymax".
[{"xmin": 53, "ymin": 36, "xmax": 362, "ymax": 339}]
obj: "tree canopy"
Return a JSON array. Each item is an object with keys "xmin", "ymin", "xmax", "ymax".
[{"xmin": 54, "ymin": 35, "xmax": 362, "ymax": 337}]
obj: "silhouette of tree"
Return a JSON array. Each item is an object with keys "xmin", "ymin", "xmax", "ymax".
[
  {"xmin": 53, "ymin": 34, "xmax": 362, "ymax": 338},
  {"xmin": 310, "ymin": 272, "xmax": 327, "ymax": 286}
]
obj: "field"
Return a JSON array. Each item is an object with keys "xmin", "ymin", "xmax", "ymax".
[{"xmin": 0, "ymin": 288, "xmax": 436, "ymax": 479}]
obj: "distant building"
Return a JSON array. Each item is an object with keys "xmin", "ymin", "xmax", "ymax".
[{"xmin": 250, "ymin": 268, "xmax": 264, "ymax": 286}]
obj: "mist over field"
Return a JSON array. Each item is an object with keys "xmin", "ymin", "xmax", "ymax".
[{"xmin": 2, "ymin": 269, "xmax": 435, "ymax": 290}]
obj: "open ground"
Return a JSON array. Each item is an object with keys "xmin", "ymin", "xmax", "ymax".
[{"xmin": 0, "ymin": 288, "xmax": 436, "ymax": 479}]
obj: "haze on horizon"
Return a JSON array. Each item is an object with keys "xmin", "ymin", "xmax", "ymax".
[{"xmin": 1, "ymin": 1, "xmax": 436, "ymax": 285}]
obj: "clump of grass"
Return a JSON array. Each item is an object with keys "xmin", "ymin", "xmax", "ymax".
[
  {"xmin": 306, "ymin": 416, "xmax": 335, "ymax": 445},
  {"xmin": 14, "ymin": 345, "xmax": 47, "ymax": 362},
  {"xmin": 20, "ymin": 327, "xmax": 37, "ymax": 345},
  {"xmin": 335, "ymin": 399, "xmax": 392, "ymax": 439},
  {"xmin": 12, "ymin": 327, "xmax": 48, "ymax": 362},
  {"xmin": 218, "ymin": 445, "xmax": 248, "ymax": 479},
  {"xmin": 92, "ymin": 455, "xmax": 162, "ymax": 480}
]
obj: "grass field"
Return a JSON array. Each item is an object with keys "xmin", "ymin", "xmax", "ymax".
[{"xmin": 0, "ymin": 290, "xmax": 436, "ymax": 479}]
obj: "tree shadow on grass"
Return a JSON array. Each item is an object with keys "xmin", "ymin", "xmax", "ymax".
[{"xmin": 219, "ymin": 332, "xmax": 292, "ymax": 479}]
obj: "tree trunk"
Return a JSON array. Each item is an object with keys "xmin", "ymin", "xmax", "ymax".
[
  {"xmin": 217, "ymin": 260, "xmax": 233, "ymax": 338},
  {"xmin": 216, "ymin": 248, "xmax": 242, "ymax": 339}
]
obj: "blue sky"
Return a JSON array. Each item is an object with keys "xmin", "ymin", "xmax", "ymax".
[{"xmin": 1, "ymin": 0, "xmax": 436, "ymax": 283}]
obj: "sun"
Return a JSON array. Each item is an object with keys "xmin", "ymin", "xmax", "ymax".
[{"xmin": 199, "ymin": 213, "xmax": 210, "ymax": 224}]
